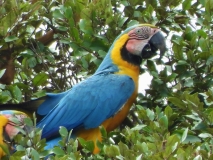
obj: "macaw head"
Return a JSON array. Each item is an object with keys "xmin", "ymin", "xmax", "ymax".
[
  {"xmin": 124, "ymin": 24, "xmax": 166, "ymax": 59},
  {"xmin": 96, "ymin": 24, "xmax": 166, "ymax": 73}
]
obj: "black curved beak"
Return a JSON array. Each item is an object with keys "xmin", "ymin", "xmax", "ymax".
[{"xmin": 141, "ymin": 31, "xmax": 166, "ymax": 59}]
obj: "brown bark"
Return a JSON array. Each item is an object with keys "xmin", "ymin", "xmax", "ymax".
[{"xmin": 0, "ymin": 53, "xmax": 15, "ymax": 85}]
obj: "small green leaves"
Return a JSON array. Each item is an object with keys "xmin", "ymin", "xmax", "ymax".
[
  {"xmin": 103, "ymin": 145, "xmax": 120, "ymax": 157},
  {"xmin": 163, "ymin": 134, "xmax": 180, "ymax": 158},
  {"xmin": 78, "ymin": 138, "xmax": 94, "ymax": 153}
]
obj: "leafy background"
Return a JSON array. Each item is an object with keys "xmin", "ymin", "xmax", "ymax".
[{"xmin": 0, "ymin": 0, "xmax": 213, "ymax": 159}]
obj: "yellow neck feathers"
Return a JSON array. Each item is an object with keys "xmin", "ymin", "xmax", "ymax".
[
  {"xmin": 110, "ymin": 34, "xmax": 140, "ymax": 84},
  {"xmin": 0, "ymin": 115, "xmax": 9, "ymax": 157}
]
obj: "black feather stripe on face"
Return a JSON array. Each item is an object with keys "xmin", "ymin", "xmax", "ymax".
[{"xmin": 120, "ymin": 42, "xmax": 142, "ymax": 66}]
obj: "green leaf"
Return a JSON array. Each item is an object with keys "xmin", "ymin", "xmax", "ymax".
[
  {"xmin": 52, "ymin": 147, "xmax": 65, "ymax": 156},
  {"xmin": 184, "ymin": 78, "xmax": 194, "ymax": 87},
  {"xmin": 120, "ymin": 1, "xmax": 129, "ymax": 6},
  {"xmin": 206, "ymin": 55, "xmax": 213, "ymax": 65},
  {"xmin": 127, "ymin": 20, "xmax": 139, "ymax": 27},
  {"xmin": 164, "ymin": 106, "xmax": 173, "ymax": 119},
  {"xmin": 159, "ymin": 115, "xmax": 168, "ymax": 129},
  {"xmin": 131, "ymin": 124, "xmax": 147, "ymax": 131},
  {"xmin": 199, "ymin": 38, "xmax": 209, "ymax": 52},
  {"xmin": 194, "ymin": 155, "xmax": 202, "ymax": 160},
  {"xmin": 59, "ymin": 126, "xmax": 68, "ymax": 137},
  {"xmin": 78, "ymin": 138, "xmax": 94, "ymax": 152},
  {"xmin": 16, "ymin": 145, "xmax": 25, "ymax": 151},
  {"xmin": 27, "ymin": 57, "xmax": 37, "ymax": 68},
  {"xmin": 133, "ymin": 11, "xmax": 142, "ymax": 17},
  {"xmin": 168, "ymin": 97, "xmax": 185, "ymax": 108},
  {"xmin": 146, "ymin": 109, "xmax": 155, "ymax": 121},
  {"xmin": 177, "ymin": 60, "xmax": 189, "ymax": 66},
  {"xmin": 58, "ymin": 26, "xmax": 68, "ymax": 31},
  {"xmin": 167, "ymin": 73, "xmax": 178, "ymax": 82},
  {"xmin": 0, "ymin": 69, "xmax": 6, "ymax": 78},
  {"xmin": 79, "ymin": 19, "xmax": 93, "ymax": 34},
  {"xmin": 118, "ymin": 141, "xmax": 129, "ymax": 156},
  {"xmin": 0, "ymin": 144, "xmax": 10, "ymax": 156},
  {"xmin": 181, "ymin": 128, "xmax": 188, "ymax": 142},
  {"xmin": 19, "ymin": 72, "xmax": 28, "ymax": 80},
  {"xmin": 118, "ymin": 17, "xmax": 128, "ymax": 27},
  {"xmin": 208, "ymin": 111, "xmax": 213, "ymax": 124},
  {"xmin": 64, "ymin": 7, "xmax": 73, "ymax": 19},
  {"xmin": 32, "ymin": 72, "xmax": 48, "ymax": 86},
  {"xmin": 205, "ymin": 0, "xmax": 213, "ymax": 12},
  {"xmin": 27, "ymin": 139, "xmax": 32, "ymax": 146},
  {"xmin": 0, "ymin": 94, "xmax": 11, "ymax": 103},
  {"xmin": 33, "ymin": 90, "xmax": 46, "ymax": 98},
  {"xmin": 20, "ymin": 49, "xmax": 34, "ymax": 58},
  {"xmin": 198, "ymin": 133, "xmax": 212, "ymax": 138},
  {"xmin": 183, "ymin": 135, "xmax": 201, "ymax": 143},
  {"xmin": 182, "ymin": 0, "xmax": 191, "ymax": 10},
  {"xmin": 141, "ymin": 142, "xmax": 148, "ymax": 153},
  {"xmin": 4, "ymin": 35, "xmax": 18, "ymax": 42},
  {"xmin": 24, "ymin": 117, "xmax": 33, "ymax": 127},
  {"xmin": 81, "ymin": 57, "xmax": 88, "ymax": 69},
  {"xmin": 197, "ymin": 29, "xmax": 207, "ymax": 38},
  {"xmin": 52, "ymin": 9, "xmax": 65, "ymax": 19},
  {"xmin": 104, "ymin": 145, "xmax": 120, "ymax": 157},
  {"xmin": 12, "ymin": 85, "xmax": 22, "ymax": 102},
  {"xmin": 136, "ymin": 154, "xmax": 142, "ymax": 160},
  {"xmin": 70, "ymin": 27, "xmax": 80, "ymax": 41},
  {"xmin": 163, "ymin": 134, "xmax": 179, "ymax": 158},
  {"xmin": 147, "ymin": 60, "xmax": 157, "ymax": 72},
  {"xmin": 98, "ymin": 50, "xmax": 107, "ymax": 58},
  {"xmin": 99, "ymin": 126, "xmax": 107, "ymax": 138},
  {"xmin": 176, "ymin": 148, "xmax": 186, "ymax": 159}
]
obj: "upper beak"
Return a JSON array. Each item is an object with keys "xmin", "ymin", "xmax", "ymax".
[{"xmin": 149, "ymin": 31, "xmax": 167, "ymax": 58}]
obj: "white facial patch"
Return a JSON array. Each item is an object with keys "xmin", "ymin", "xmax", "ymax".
[{"xmin": 126, "ymin": 26, "xmax": 160, "ymax": 56}]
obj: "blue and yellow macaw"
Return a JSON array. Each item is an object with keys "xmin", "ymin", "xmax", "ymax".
[{"xmin": 0, "ymin": 24, "xmax": 166, "ymax": 156}]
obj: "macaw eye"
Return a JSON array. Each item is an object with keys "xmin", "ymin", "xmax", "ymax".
[
  {"xmin": 134, "ymin": 26, "xmax": 151, "ymax": 39},
  {"xmin": 135, "ymin": 29, "xmax": 142, "ymax": 34}
]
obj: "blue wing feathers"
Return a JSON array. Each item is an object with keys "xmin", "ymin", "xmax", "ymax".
[
  {"xmin": 36, "ymin": 73, "xmax": 135, "ymax": 139},
  {"xmin": 37, "ymin": 91, "xmax": 70, "ymax": 116}
]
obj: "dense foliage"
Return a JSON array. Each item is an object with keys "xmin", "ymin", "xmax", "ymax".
[{"xmin": 0, "ymin": 0, "xmax": 213, "ymax": 159}]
